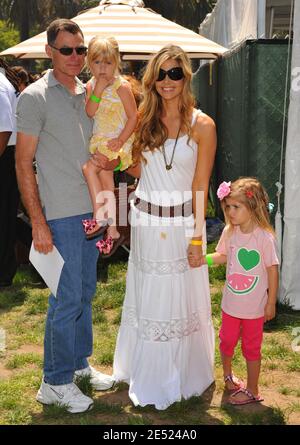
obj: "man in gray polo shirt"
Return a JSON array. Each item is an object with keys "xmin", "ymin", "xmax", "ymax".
[{"xmin": 16, "ymin": 19, "xmax": 115, "ymax": 414}]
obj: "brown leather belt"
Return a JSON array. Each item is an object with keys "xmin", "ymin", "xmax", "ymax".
[{"xmin": 134, "ymin": 197, "xmax": 193, "ymax": 218}]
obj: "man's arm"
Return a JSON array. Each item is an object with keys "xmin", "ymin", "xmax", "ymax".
[
  {"xmin": 16, "ymin": 132, "xmax": 53, "ymax": 253},
  {"xmin": 0, "ymin": 131, "xmax": 11, "ymax": 157}
]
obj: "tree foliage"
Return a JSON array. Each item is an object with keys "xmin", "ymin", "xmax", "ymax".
[
  {"xmin": 0, "ymin": 1, "xmax": 92, "ymax": 41},
  {"xmin": 0, "ymin": 0, "xmax": 43, "ymax": 41},
  {"xmin": 0, "ymin": 19, "xmax": 19, "ymax": 52},
  {"xmin": 143, "ymin": 0, "xmax": 214, "ymax": 32}
]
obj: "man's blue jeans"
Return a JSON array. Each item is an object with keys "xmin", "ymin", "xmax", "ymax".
[{"xmin": 44, "ymin": 213, "xmax": 99, "ymax": 385}]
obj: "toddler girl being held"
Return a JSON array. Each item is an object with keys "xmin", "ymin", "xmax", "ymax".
[
  {"xmin": 82, "ymin": 36, "xmax": 137, "ymax": 255},
  {"xmin": 202, "ymin": 177, "xmax": 279, "ymax": 405}
]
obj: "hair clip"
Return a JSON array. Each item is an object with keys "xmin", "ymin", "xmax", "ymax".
[
  {"xmin": 246, "ymin": 190, "xmax": 254, "ymax": 198},
  {"xmin": 217, "ymin": 181, "xmax": 231, "ymax": 200}
]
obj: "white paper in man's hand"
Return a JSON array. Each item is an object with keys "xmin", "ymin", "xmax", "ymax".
[{"xmin": 29, "ymin": 244, "xmax": 64, "ymax": 298}]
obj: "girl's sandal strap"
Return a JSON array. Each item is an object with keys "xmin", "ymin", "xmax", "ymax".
[
  {"xmin": 224, "ymin": 374, "xmax": 244, "ymax": 390},
  {"xmin": 229, "ymin": 388, "xmax": 264, "ymax": 405}
]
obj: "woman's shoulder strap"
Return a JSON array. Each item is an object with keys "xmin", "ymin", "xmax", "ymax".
[{"xmin": 191, "ymin": 108, "xmax": 204, "ymax": 126}]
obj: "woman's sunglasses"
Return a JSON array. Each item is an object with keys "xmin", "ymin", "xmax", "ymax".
[
  {"xmin": 49, "ymin": 45, "xmax": 87, "ymax": 56},
  {"xmin": 157, "ymin": 67, "xmax": 184, "ymax": 82}
]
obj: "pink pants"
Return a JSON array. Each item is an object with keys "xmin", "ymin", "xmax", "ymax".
[{"xmin": 219, "ymin": 310, "xmax": 264, "ymax": 361}]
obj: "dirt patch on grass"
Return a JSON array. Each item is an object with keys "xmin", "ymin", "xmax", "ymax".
[
  {"xmin": 1, "ymin": 347, "xmax": 299, "ymax": 425},
  {"xmin": 0, "ymin": 363, "xmax": 13, "ymax": 380},
  {"xmin": 92, "ymin": 365, "xmax": 300, "ymax": 425},
  {"xmin": 0, "ymin": 343, "xmax": 43, "ymax": 379},
  {"xmin": 15, "ymin": 344, "xmax": 43, "ymax": 355}
]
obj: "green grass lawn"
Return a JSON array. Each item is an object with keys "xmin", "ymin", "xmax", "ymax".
[{"xmin": 0, "ymin": 245, "xmax": 300, "ymax": 425}]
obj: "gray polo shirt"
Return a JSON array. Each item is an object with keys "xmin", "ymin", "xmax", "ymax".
[{"xmin": 16, "ymin": 70, "xmax": 93, "ymax": 220}]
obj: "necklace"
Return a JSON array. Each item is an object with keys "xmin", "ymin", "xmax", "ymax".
[{"xmin": 161, "ymin": 125, "xmax": 181, "ymax": 170}]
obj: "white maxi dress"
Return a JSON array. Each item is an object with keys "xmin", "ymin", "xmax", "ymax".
[{"xmin": 113, "ymin": 110, "xmax": 215, "ymax": 410}]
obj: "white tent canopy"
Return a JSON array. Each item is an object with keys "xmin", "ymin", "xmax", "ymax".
[
  {"xmin": 198, "ymin": 0, "xmax": 265, "ymax": 50},
  {"xmin": 280, "ymin": 0, "xmax": 300, "ymax": 310},
  {"xmin": 0, "ymin": 1, "xmax": 227, "ymax": 60},
  {"xmin": 198, "ymin": 0, "xmax": 293, "ymax": 50}
]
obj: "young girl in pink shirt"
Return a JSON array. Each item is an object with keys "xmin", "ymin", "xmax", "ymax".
[{"xmin": 202, "ymin": 177, "xmax": 279, "ymax": 405}]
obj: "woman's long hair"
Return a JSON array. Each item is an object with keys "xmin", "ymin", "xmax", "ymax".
[
  {"xmin": 0, "ymin": 58, "xmax": 20, "ymax": 94},
  {"xmin": 132, "ymin": 45, "xmax": 195, "ymax": 164},
  {"xmin": 221, "ymin": 177, "xmax": 275, "ymax": 235}
]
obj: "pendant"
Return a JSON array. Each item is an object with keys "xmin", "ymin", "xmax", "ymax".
[{"xmin": 166, "ymin": 165, "xmax": 172, "ymax": 170}]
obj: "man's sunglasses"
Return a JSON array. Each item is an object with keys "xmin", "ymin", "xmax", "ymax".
[
  {"xmin": 49, "ymin": 45, "xmax": 87, "ymax": 56},
  {"xmin": 157, "ymin": 67, "xmax": 184, "ymax": 82}
]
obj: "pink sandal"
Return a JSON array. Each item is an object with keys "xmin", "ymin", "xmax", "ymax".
[
  {"xmin": 96, "ymin": 236, "xmax": 113, "ymax": 255},
  {"xmin": 96, "ymin": 234, "xmax": 125, "ymax": 257},
  {"xmin": 229, "ymin": 388, "xmax": 264, "ymax": 405},
  {"xmin": 82, "ymin": 219, "xmax": 108, "ymax": 240},
  {"xmin": 224, "ymin": 374, "xmax": 244, "ymax": 392}
]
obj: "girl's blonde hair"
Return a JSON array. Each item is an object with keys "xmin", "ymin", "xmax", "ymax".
[
  {"xmin": 221, "ymin": 177, "xmax": 274, "ymax": 234},
  {"xmin": 86, "ymin": 36, "xmax": 121, "ymax": 73},
  {"xmin": 132, "ymin": 44, "xmax": 195, "ymax": 164}
]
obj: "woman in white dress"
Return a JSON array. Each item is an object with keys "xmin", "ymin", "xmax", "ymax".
[{"xmin": 113, "ymin": 45, "xmax": 217, "ymax": 410}]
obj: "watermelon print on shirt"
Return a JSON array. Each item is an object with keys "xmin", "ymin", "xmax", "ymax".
[
  {"xmin": 227, "ymin": 247, "xmax": 261, "ymax": 295},
  {"xmin": 216, "ymin": 226, "xmax": 279, "ymax": 319}
]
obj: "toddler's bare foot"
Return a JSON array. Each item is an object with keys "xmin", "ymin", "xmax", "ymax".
[{"xmin": 107, "ymin": 227, "xmax": 120, "ymax": 240}]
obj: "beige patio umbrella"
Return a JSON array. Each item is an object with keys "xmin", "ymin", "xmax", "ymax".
[{"xmin": 0, "ymin": 0, "xmax": 227, "ymax": 60}]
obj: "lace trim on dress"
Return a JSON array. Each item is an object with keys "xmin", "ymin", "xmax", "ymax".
[
  {"xmin": 129, "ymin": 256, "xmax": 189, "ymax": 275},
  {"xmin": 121, "ymin": 306, "xmax": 211, "ymax": 342}
]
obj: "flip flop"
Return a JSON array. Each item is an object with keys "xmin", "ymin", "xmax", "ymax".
[
  {"xmin": 99, "ymin": 233, "xmax": 126, "ymax": 258},
  {"xmin": 229, "ymin": 388, "xmax": 264, "ymax": 405},
  {"xmin": 82, "ymin": 219, "xmax": 108, "ymax": 240},
  {"xmin": 224, "ymin": 374, "xmax": 245, "ymax": 392},
  {"xmin": 96, "ymin": 236, "xmax": 113, "ymax": 254}
]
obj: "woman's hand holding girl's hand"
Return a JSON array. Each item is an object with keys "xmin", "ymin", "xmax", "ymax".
[
  {"xmin": 264, "ymin": 303, "xmax": 276, "ymax": 322},
  {"xmin": 187, "ymin": 244, "xmax": 203, "ymax": 268},
  {"xmin": 200, "ymin": 255, "xmax": 207, "ymax": 267},
  {"xmin": 107, "ymin": 137, "xmax": 124, "ymax": 152}
]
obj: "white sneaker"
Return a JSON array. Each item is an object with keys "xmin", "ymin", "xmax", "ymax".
[
  {"xmin": 74, "ymin": 366, "xmax": 115, "ymax": 391},
  {"xmin": 36, "ymin": 379, "xmax": 94, "ymax": 414}
]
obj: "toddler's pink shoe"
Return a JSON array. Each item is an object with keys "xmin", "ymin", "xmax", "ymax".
[
  {"xmin": 96, "ymin": 236, "xmax": 113, "ymax": 255},
  {"xmin": 82, "ymin": 219, "xmax": 108, "ymax": 240},
  {"xmin": 96, "ymin": 234, "xmax": 125, "ymax": 258}
]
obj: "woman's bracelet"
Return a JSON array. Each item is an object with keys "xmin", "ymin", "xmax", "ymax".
[
  {"xmin": 206, "ymin": 254, "xmax": 214, "ymax": 267},
  {"xmin": 190, "ymin": 239, "xmax": 203, "ymax": 246},
  {"xmin": 90, "ymin": 93, "xmax": 101, "ymax": 104}
]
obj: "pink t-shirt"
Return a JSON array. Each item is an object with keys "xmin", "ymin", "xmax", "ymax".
[{"xmin": 216, "ymin": 226, "xmax": 279, "ymax": 319}]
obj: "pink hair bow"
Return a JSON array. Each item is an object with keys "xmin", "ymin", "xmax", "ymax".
[{"xmin": 217, "ymin": 181, "xmax": 231, "ymax": 200}]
